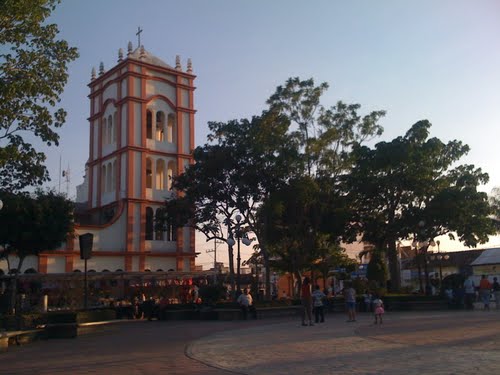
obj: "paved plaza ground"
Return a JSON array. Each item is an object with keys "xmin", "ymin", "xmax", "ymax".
[{"xmin": 2, "ymin": 310, "xmax": 499, "ymax": 374}]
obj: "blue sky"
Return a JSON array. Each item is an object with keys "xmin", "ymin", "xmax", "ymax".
[{"xmin": 45, "ymin": 1, "xmax": 500, "ymax": 268}]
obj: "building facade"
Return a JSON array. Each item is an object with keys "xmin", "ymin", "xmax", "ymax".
[{"xmin": 38, "ymin": 43, "xmax": 197, "ymax": 274}]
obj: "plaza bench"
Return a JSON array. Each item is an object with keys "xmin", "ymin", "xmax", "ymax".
[{"xmin": 0, "ymin": 329, "xmax": 45, "ymax": 352}]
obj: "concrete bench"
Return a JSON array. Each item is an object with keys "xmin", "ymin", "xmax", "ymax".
[{"xmin": 1, "ymin": 329, "xmax": 45, "ymax": 352}]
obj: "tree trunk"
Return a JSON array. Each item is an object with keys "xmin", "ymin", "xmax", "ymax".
[
  {"xmin": 262, "ymin": 251, "xmax": 271, "ymax": 301},
  {"xmin": 387, "ymin": 241, "xmax": 401, "ymax": 292},
  {"xmin": 10, "ymin": 256, "xmax": 25, "ymax": 316},
  {"xmin": 227, "ymin": 244, "xmax": 235, "ymax": 297},
  {"xmin": 423, "ymin": 246, "xmax": 431, "ymax": 296}
]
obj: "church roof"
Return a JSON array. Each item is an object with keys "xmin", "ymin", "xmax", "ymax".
[
  {"xmin": 470, "ymin": 248, "xmax": 500, "ymax": 266},
  {"xmin": 127, "ymin": 46, "xmax": 174, "ymax": 69}
]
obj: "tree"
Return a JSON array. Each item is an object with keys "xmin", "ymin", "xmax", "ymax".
[
  {"xmin": 490, "ymin": 187, "xmax": 500, "ymax": 225},
  {"xmin": 0, "ymin": 189, "xmax": 74, "ymax": 313},
  {"xmin": 164, "ymin": 112, "xmax": 299, "ymax": 298},
  {"xmin": 348, "ymin": 120, "xmax": 496, "ymax": 292},
  {"xmin": 0, "ymin": 0, "xmax": 79, "ymax": 191},
  {"xmin": 267, "ymin": 77, "xmax": 385, "ymax": 179},
  {"xmin": 258, "ymin": 176, "xmax": 354, "ymax": 295},
  {"xmin": 165, "ymin": 78, "xmax": 385, "ymax": 299}
]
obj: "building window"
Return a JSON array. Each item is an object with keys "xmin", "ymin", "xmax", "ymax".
[
  {"xmin": 165, "ymin": 215, "xmax": 177, "ymax": 242},
  {"xmin": 156, "ymin": 111, "xmax": 165, "ymax": 142},
  {"xmin": 146, "ymin": 110, "xmax": 153, "ymax": 139},
  {"xmin": 102, "ymin": 118, "xmax": 107, "ymax": 144},
  {"xmin": 146, "ymin": 158, "xmax": 152, "ymax": 189},
  {"xmin": 155, "ymin": 208, "xmax": 164, "ymax": 240},
  {"xmin": 156, "ymin": 159, "xmax": 165, "ymax": 190},
  {"xmin": 112, "ymin": 160, "xmax": 117, "ymax": 191},
  {"xmin": 113, "ymin": 112, "xmax": 118, "ymax": 143},
  {"xmin": 145, "ymin": 207, "xmax": 154, "ymax": 240},
  {"xmin": 167, "ymin": 161, "xmax": 176, "ymax": 190},
  {"xmin": 107, "ymin": 115, "xmax": 112, "ymax": 145},
  {"xmin": 167, "ymin": 114, "xmax": 175, "ymax": 143},
  {"xmin": 107, "ymin": 162, "xmax": 112, "ymax": 192},
  {"xmin": 101, "ymin": 165, "xmax": 106, "ymax": 193}
]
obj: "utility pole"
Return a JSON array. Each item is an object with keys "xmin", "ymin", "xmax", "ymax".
[{"xmin": 206, "ymin": 239, "xmax": 223, "ymax": 284}]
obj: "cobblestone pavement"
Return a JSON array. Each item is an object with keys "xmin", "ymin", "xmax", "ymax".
[
  {"xmin": 2, "ymin": 310, "xmax": 499, "ymax": 375},
  {"xmin": 188, "ymin": 310, "xmax": 500, "ymax": 375}
]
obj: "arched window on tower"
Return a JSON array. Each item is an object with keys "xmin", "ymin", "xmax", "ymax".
[
  {"xmin": 156, "ymin": 111, "xmax": 165, "ymax": 142},
  {"xmin": 107, "ymin": 115, "xmax": 112, "ymax": 145},
  {"xmin": 146, "ymin": 158, "xmax": 152, "ymax": 189},
  {"xmin": 145, "ymin": 207, "xmax": 154, "ymax": 240},
  {"xmin": 155, "ymin": 208, "xmax": 165, "ymax": 240},
  {"xmin": 146, "ymin": 110, "xmax": 153, "ymax": 139},
  {"xmin": 113, "ymin": 112, "xmax": 118, "ymax": 143},
  {"xmin": 101, "ymin": 164, "xmax": 106, "ymax": 193},
  {"xmin": 165, "ymin": 214, "xmax": 177, "ymax": 242},
  {"xmin": 156, "ymin": 159, "xmax": 165, "ymax": 190},
  {"xmin": 112, "ymin": 160, "xmax": 117, "ymax": 191},
  {"xmin": 167, "ymin": 161, "xmax": 176, "ymax": 190},
  {"xmin": 102, "ymin": 118, "xmax": 107, "ymax": 145},
  {"xmin": 167, "ymin": 114, "xmax": 175, "ymax": 143},
  {"xmin": 107, "ymin": 162, "xmax": 112, "ymax": 192}
]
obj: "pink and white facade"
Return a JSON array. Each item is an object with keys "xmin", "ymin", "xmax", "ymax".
[{"xmin": 39, "ymin": 43, "xmax": 197, "ymax": 273}]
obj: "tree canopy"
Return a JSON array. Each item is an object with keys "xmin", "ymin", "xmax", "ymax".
[
  {"xmin": 347, "ymin": 120, "xmax": 496, "ymax": 290},
  {"xmin": 0, "ymin": 0, "xmax": 79, "ymax": 190},
  {"xmin": 0, "ymin": 189, "xmax": 74, "ymax": 270},
  {"xmin": 165, "ymin": 77, "xmax": 385, "ymax": 298}
]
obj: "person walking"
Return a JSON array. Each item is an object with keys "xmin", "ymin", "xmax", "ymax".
[
  {"xmin": 312, "ymin": 285, "xmax": 326, "ymax": 323},
  {"xmin": 492, "ymin": 277, "xmax": 500, "ymax": 310},
  {"xmin": 343, "ymin": 282, "xmax": 357, "ymax": 322},
  {"xmin": 479, "ymin": 275, "xmax": 492, "ymax": 311},
  {"xmin": 301, "ymin": 277, "xmax": 314, "ymax": 326}
]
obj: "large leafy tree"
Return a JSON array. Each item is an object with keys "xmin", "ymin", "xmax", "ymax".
[
  {"xmin": 0, "ymin": 189, "xmax": 74, "ymax": 312},
  {"xmin": 165, "ymin": 78, "xmax": 385, "ymax": 299},
  {"xmin": 164, "ymin": 112, "xmax": 299, "ymax": 298},
  {"xmin": 348, "ymin": 120, "xmax": 496, "ymax": 291},
  {"xmin": 0, "ymin": 0, "xmax": 79, "ymax": 190}
]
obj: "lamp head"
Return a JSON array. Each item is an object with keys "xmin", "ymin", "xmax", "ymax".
[
  {"xmin": 242, "ymin": 237, "xmax": 252, "ymax": 246},
  {"xmin": 227, "ymin": 236, "xmax": 235, "ymax": 247}
]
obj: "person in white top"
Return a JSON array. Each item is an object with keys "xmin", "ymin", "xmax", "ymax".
[
  {"xmin": 237, "ymin": 288, "xmax": 257, "ymax": 319},
  {"xmin": 463, "ymin": 276, "xmax": 476, "ymax": 310}
]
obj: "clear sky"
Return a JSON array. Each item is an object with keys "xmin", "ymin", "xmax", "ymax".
[{"xmin": 44, "ymin": 0, "xmax": 500, "ymax": 269}]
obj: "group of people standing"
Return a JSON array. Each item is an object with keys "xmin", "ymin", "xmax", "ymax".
[
  {"xmin": 300, "ymin": 277, "xmax": 385, "ymax": 326},
  {"xmin": 463, "ymin": 274, "xmax": 500, "ymax": 310}
]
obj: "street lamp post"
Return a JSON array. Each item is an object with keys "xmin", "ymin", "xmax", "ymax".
[
  {"xmin": 435, "ymin": 240, "xmax": 443, "ymax": 286},
  {"xmin": 226, "ymin": 214, "xmax": 252, "ymax": 295},
  {"xmin": 412, "ymin": 240, "xmax": 423, "ymax": 293}
]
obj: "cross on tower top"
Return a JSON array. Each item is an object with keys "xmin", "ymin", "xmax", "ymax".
[{"xmin": 136, "ymin": 26, "xmax": 143, "ymax": 47}]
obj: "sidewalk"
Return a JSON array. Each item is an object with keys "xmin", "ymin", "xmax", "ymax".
[
  {"xmin": 188, "ymin": 310, "xmax": 500, "ymax": 375},
  {"xmin": 2, "ymin": 310, "xmax": 499, "ymax": 374}
]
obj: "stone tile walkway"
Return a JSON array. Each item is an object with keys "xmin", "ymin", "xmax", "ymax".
[{"xmin": 2, "ymin": 310, "xmax": 499, "ymax": 374}]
